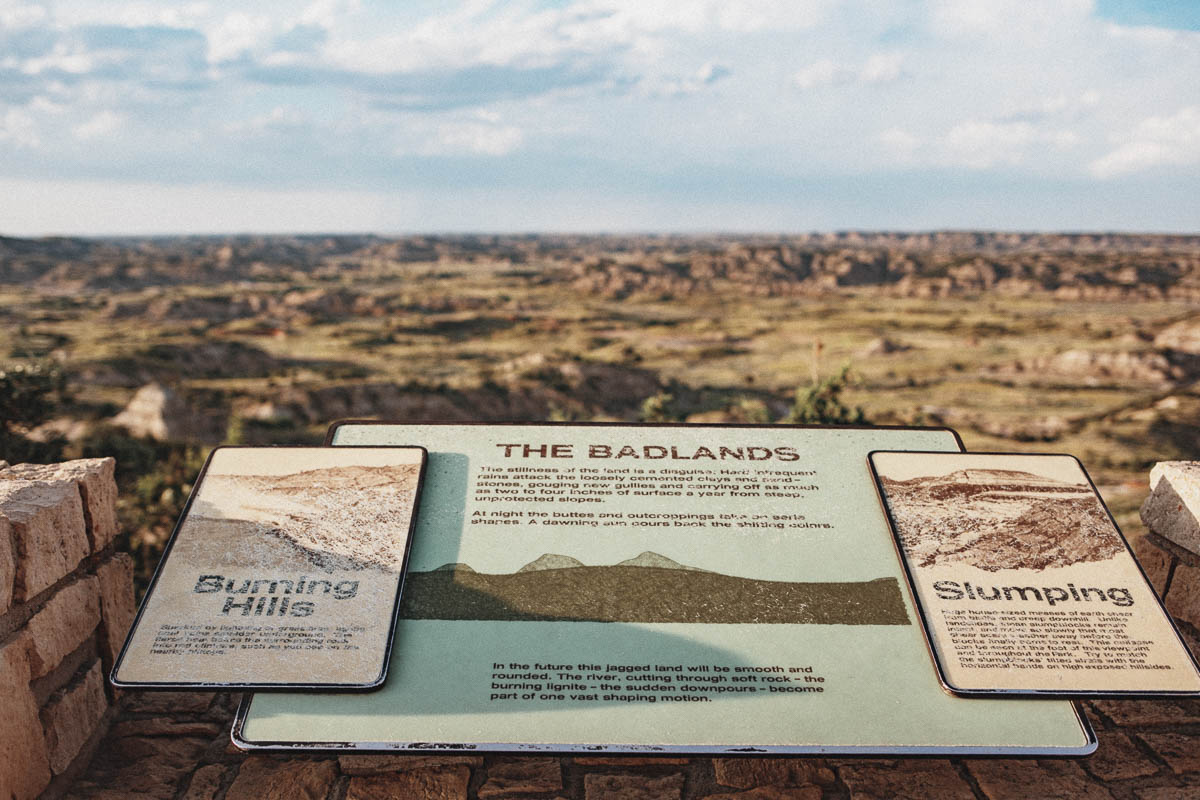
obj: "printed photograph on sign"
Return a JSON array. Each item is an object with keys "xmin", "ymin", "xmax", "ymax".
[
  {"xmin": 871, "ymin": 450, "xmax": 1200, "ymax": 696},
  {"xmin": 111, "ymin": 446, "xmax": 426, "ymax": 690}
]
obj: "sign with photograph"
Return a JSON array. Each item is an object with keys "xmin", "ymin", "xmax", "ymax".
[
  {"xmin": 112, "ymin": 446, "xmax": 427, "ymax": 690},
  {"xmin": 870, "ymin": 450, "xmax": 1200, "ymax": 696},
  {"xmin": 234, "ymin": 423, "xmax": 1093, "ymax": 755}
]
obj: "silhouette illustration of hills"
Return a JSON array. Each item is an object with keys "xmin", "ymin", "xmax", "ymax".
[
  {"xmin": 404, "ymin": 552, "xmax": 907, "ymax": 625},
  {"xmin": 516, "ymin": 554, "xmax": 586, "ymax": 572}
]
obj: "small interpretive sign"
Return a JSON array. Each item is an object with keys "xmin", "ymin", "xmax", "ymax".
[
  {"xmin": 233, "ymin": 423, "xmax": 1094, "ymax": 755},
  {"xmin": 870, "ymin": 450, "xmax": 1200, "ymax": 697},
  {"xmin": 112, "ymin": 446, "xmax": 426, "ymax": 691}
]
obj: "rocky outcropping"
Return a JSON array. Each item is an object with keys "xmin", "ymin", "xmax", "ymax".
[
  {"xmin": 8, "ymin": 232, "xmax": 1200, "ymax": 299},
  {"xmin": 110, "ymin": 384, "xmax": 225, "ymax": 443},
  {"xmin": 983, "ymin": 349, "xmax": 1194, "ymax": 388}
]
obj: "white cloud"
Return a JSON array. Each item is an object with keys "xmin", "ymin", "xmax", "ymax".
[
  {"xmin": 206, "ymin": 12, "xmax": 273, "ymax": 63},
  {"xmin": 578, "ymin": 0, "xmax": 833, "ymax": 35},
  {"xmin": 0, "ymin": 107, "xmax": 39, "ymax": 147},
  {"xmin": 878, "ymin": 127, "xmax": 920, "ymax": 160},
  {"xmin": 317, "ymin": 0, "xmax": 831, "ymax": 78},
  {"xmin": 300, "ymin": 0, "xmax": 360, "ymax": 30},
  {"xmin": 709, "ymin": 0, "xmax": 830, "ymax": 32},
  {"xmin": 646, "ymin": 62, "xmax": 731, "ymax": 96},
  {"xmin": 941, "ymin": 120, "xmax": 1076, "ymax": 169},
  {"xmin": 414, "ymin": 120, "xmax": 524, "ymax": 157},
  {"xmin": 0, "ymin": 1, "xmax": 47, "ymax": 29},
  {"xmin": 49, "ymin": 2, "xmax": 211, "ymax": 29},
  {"xmin": 792, "ymin": 59, "xmax": 845, "ymax": 89},
  {"xmin": 1101, "ymin": 20, "xmax": 1197, "ymax": 46},
  {"xmin": 792, "ymin": 53, "xmax": 904, "ymax": 89},
  {"xmin": 929, "ymin": 0, "xmax": 1094, "ymax": 38},
  {"xmin": 73, "ymin": 109, "xmax": 124, "ymax": 140},
  {"xmin": 995, "ymin": 90, "xmax": 1102, "ymax": 123},
  {"xmin": 860, "ymin": 52, "xmax": 904, "ymax": 84},
  {"xmin": 223, "ymin": 106, "xmax": 304, "ymax": 136},
  {"xmin": 21, "ymin": 43, "xmax": 97, "ymax": 76},
  {"xmin": 1090, "ymin": 106, "xmax": 1200, "ymax": 178},
  {"xmin": 30, "ymin": 96, "xmax": 68, "ymax": 115}
]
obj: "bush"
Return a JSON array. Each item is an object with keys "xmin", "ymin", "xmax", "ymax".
[
  {"xmin": 783, "ymin": 365, "xmax": 868, "ymax": 425},
  {"xmin": 0, "ymin": 361, "xmax": 69, "ymax": 463},
  {"xmin": 639, "ymin": 392, "xmax": 679, "ymax": 422}
]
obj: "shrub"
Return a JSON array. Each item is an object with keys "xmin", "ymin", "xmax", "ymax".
[
  {"xmin": 0, "ymin": 361, "xmax": 69, "ymax": 463},
  {"xmin": 783, "ymin": 365, "xmax": 868, "ymax": 425}
]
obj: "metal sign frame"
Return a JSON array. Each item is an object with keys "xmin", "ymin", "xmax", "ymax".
[
  {"xmin": 111, "ymin": 445, "xmax": 427, "ymax": 692},
  {"xmin": 869, "ymin": 449, "xmax": 1200, "ymax": 699},
  {"xmin": 232, "ymin": 422, "xmax": 1095, "ymax": 755}
]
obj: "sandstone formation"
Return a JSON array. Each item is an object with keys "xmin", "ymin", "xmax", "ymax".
[{"xmin": 110, "ymin": 383, "xmax": 224, "ymax": 443}]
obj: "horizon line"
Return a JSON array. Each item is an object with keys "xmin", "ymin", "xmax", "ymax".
[{"xmin": 5, "ymin": 228, "xmax": 1200, "ymax": 241}]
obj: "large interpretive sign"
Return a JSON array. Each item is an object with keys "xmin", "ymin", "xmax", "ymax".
[
  {"xmin": 871, "ymin": 451, "xmax": 1200, "ymax": 697},
  {"xmin": 113, "ymin": 446, "xmax": 426, "ymax": 690},
  {"xmin": 234, "ymin": 423, "xmax": 1094, "ymax": 755}
]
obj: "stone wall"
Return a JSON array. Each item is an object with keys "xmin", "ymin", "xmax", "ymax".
[
  {"xmin": 1139, "ymin": 461, "xmax": 1200, "ymax": 639},
  {"xmin": 0, "ymin": 458, "xmax": 136, "ymax": 800}
]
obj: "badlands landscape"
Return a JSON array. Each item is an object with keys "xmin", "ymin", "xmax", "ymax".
[{"xmin": 3, "ymin": 231, "xmax": 1200, "ymax": 590}]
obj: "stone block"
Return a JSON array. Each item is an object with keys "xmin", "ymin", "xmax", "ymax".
[
  {"xmin": 1091, "ymin": 698, "xmax": 1200, "ymax": 727},
  {"xmin": 84, "ymin": 735, "xmax": 210, "ymax": 799},
  {"xmin": 337, "ymin": 754, "xmax": 483, "ymax": 775},
  {"xmin": 25, "ymin": 574, "xmax": 101, "ymax": 679},
  {"xmin": 2, "ymin": 459, "xmax": 119, "ymax": 551},
  {"xmin": 180, "ymin": 764, "xmax": 227, "ymax": 800},
  {"xmin": 1138, "ymin": 733, "xmax": 1200, "ymax": 775},
  {"xmin": 64, "ymin": 787, "xmax": 169, "ymax": 800},
  {"xmin": 1132, "ymin": 534, "xmax": 1175, "ymax": 596},
  {"xmin": 1135, "ymin": 787, "xmax": 1200, "ymax": 800},
  {"xmin": 479, "ymin": 758, "xmax": 563, "ymax": 798},
  {"xmin": 41, "ymin": 661, "xmax": 108, "ymax": 774},
  {"xmin": 95, "ymin": 553, "xmax": 137, "ymax": 669},
  {"xmin": 575, "ymin": 757, "xmax": 691, "ymax": 766},
  {"xmin": 0, "ymin": 479, "xmax": 89, "ymax": 601},
  {"xmin": 110, "ymin": 719, "xmax": 223, "ymax": 739},
  {"xmin": 346, "ymin": 766, "xmax": 471, "ymax": 800},
  {"xmin": 63, "ymin": 788, "xmax": 166, "ymax": 800},
  {"xmin": 0, "ymin": 515, "xmax": 12, "ymax": 614},
  {"xmin": 1143, "ymin": 462, "xmax": 1200, "ymax": 557},
  {"xmin": 838, "ymin": 761, "xmax": 974, "ymax": 800},
  {"xmin": 966, "ymin": 759, "xmax": 1112, "ymax": 799},
  {"xmin": 0, "ymin": 634, "xmax": 52, "ymax": 800},
  {"xmin": 1083, "ymin": 732, "xmax": 1159, "ymax": 781},
  {"xmin": 1166, "ymin": 563, "xmax": 1200, "ymax": 631},
  {"xmin": 584, "ymin": 773, "xmax": 685, "ymax": 800},
  {"xmin": 224, "ymin": 757, "xmax": 338, "ymax": 800},
  {"xmin": 713, "ymin": 759, "xmax": 833, "ymax": 789},
  {"xmin": 705, "ymin": 787, "xmax": 822, "ymax": 800},
  {"xmin": 122, "ymin": 690, "xmax": 214, "ymax": 714}
]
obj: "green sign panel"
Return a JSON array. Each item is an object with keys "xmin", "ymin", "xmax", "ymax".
[{"xmin": 234, "ymin": 423, "xmax": 1093, "ymax": 755}]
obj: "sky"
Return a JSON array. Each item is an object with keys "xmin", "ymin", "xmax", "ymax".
[{"xmin": 0, "ymin": 0, "xmax": 1198, "ymax": 235}]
